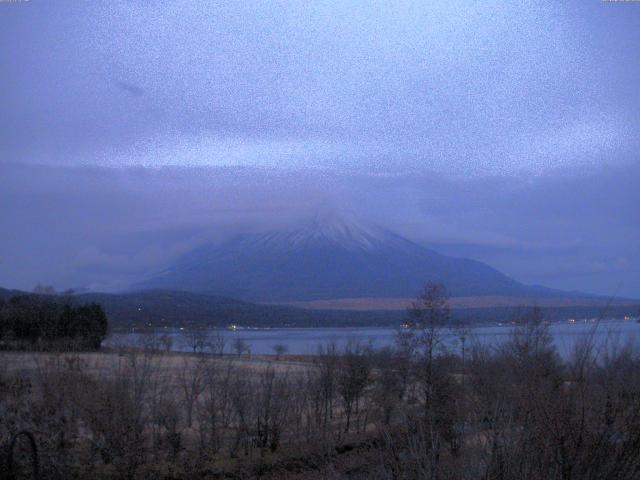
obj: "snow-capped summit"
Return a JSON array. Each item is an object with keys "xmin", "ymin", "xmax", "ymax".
[
  {"xmin": 135, "ymin": 214, "xmax": 559, "ymax": 302},
  {"xmin": 254, "ymin": 211, "xmax": 385, "ymax": 252}
]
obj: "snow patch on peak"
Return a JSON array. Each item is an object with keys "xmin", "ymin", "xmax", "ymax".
[{"xmin": 285, "ymin": 212, "xmax": 385, "ymax": 251}]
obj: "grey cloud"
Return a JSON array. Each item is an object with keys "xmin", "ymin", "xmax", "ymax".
[
  {"xmin": 1, "ymin": 2, "xmax": 639, "ymax": 173},
  {"xmin": 0, "ymin": 2, "xmax": 638, "ymax": 297},
  {"xmin": 0, "ymin": 161, "xmax": 637, "ymax": 297}
]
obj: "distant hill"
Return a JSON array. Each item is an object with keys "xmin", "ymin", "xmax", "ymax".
[
  {"xmin": 135, "ymin": 213, "xmax": 582, "ymax": 302},
  {"xmin": 0, "ymin": 287, "xmax": 24, "ymax": 300},
  {"xmin": 93, "ymin": 290, "xmax": 637, "ymax": 328},
  {"xmin": 0, "ymin": 287, "xmax": 402, "ymax": 328},
  {"xmin": 1, "ymin": 287, "xmax": 637, "ymax": 328},
  {"xmin": 74, "ymin": 289, "xmax": 395, "ymax": 328}
]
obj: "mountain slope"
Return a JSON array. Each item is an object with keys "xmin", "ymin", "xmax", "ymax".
[{"xmin": 136, "ymin": 215, "xmax": 570, "ymax": 302}]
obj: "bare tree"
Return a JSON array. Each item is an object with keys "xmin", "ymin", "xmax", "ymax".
[
  {"xmin": 177, "ymin": 357, "xmax": 204, "ymax": 428},
  {"xmin": 370, "ymin": 347, "xmax": 406, "ymax": 425},
  {"xmin": 210, "ymin": 330, "xmax": 227, "ymax": 356},
  {"xmin": 272, "ymin": 343, "xmax": 288, "ymax": 360},
  {"xmin": 7, "ymin": 299, "xmax": 640, "ymax": 479},
  {"xmin": 254, "ymin": 366, "xmax": 292, "ymax": 453},
  {"xmin": 183, "ymin": 329, "xmax": 209, "ymax": 354},
  {"xmin": 158, "ymin": 333, "xmax": 173, "ymax": 352},
  {"xmin": 337, "ymin": 341, "xmax": 371, "ymax": 432},
  {"xmin": 197, "ymin": 358, "xmax": 234, "ymax": 455},
  {"xmin": 233, "ymin": 338, "xmax": 250, "ymax": 357},
  {"xmin": 396, "ymin": 283, "xmax": 454, "ymax": 479},
  {"xmin": 315, "ymin": 342, "xmax": 339, "ymax": 438}
]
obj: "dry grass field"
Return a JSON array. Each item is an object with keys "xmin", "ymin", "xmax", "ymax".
[
  {"xmin": 0, "ymin": 346, "xmax": 380, "ymax": 479},
  {"xmin": 0, "ymin": 350, "xmax": 312, "ymax": 376},
  {"xmin": 4, "ymin": 310, "xmax": 640, "ymax": 479},
  {"xmin": 280, "ymin": 295, "xmax": 639, "ymax": 311}
]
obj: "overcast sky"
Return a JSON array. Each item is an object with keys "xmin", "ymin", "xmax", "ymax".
[{"xmin": 1, "ymin": 1, "xmax": 639, "ymax": 297}]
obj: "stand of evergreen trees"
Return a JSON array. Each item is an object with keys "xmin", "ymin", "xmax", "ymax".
[{"xmin": 0, "ymin": 295, "xmax": 108, "ymax": 350}]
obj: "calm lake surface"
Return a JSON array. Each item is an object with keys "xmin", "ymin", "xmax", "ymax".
[{"xmin": 107, "ymin": 319, "xmax": 640, "ymax": 359}]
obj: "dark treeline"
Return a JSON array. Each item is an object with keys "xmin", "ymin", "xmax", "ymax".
[
  {"xmin": 0, "ymin": 295, "xmax": 108, "ymax": 350},
  {"xmin": 3, "ymin": 287, "xmax": 636, "ymax": 329},
  {"xmin": 2, "ymin": 284, "xmax": 640, "ymax": 479}
]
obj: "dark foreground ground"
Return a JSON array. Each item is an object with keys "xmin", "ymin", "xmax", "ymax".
[{"xmin": 3, "ymin": 318, "xmax": 640, "ymax": 479}]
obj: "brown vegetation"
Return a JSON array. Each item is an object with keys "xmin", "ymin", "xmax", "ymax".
[
  {"xmin": 2, "ymin": 285, "xmax": 640, "ymax": 479},
  {"xmin": 280, "ymin": 295, "xmax": 639, "ymax": 310}
]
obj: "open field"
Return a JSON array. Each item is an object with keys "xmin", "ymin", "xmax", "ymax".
[
  {"xmin": 280, "ymin": 295, "xmax": 640, "ymax": 311},
  {"xmin": 0, "ymin": 350, "xmax": 312, "ymax": 376},
  {"xmin": 4, "ymin": 313, "xmax": 640, "ymax": 479},
  {"xmin": 0, "ymin": 347, "xmax": 381, "ymax": 479}
]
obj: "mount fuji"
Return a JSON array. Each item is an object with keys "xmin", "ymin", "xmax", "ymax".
[{"xmin": 134, "ymin": 213, "xmax": 567, "ymax": 303}]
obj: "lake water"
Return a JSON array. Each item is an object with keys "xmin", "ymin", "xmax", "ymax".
[{"xmin": 106, "ymin": 319, "xmax": 640, "ymax": 359}]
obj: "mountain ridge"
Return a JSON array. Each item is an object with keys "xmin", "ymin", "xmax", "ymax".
[{"xmin": 135, "ymin": 215, "xmax": 585, "ymax": 302}]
